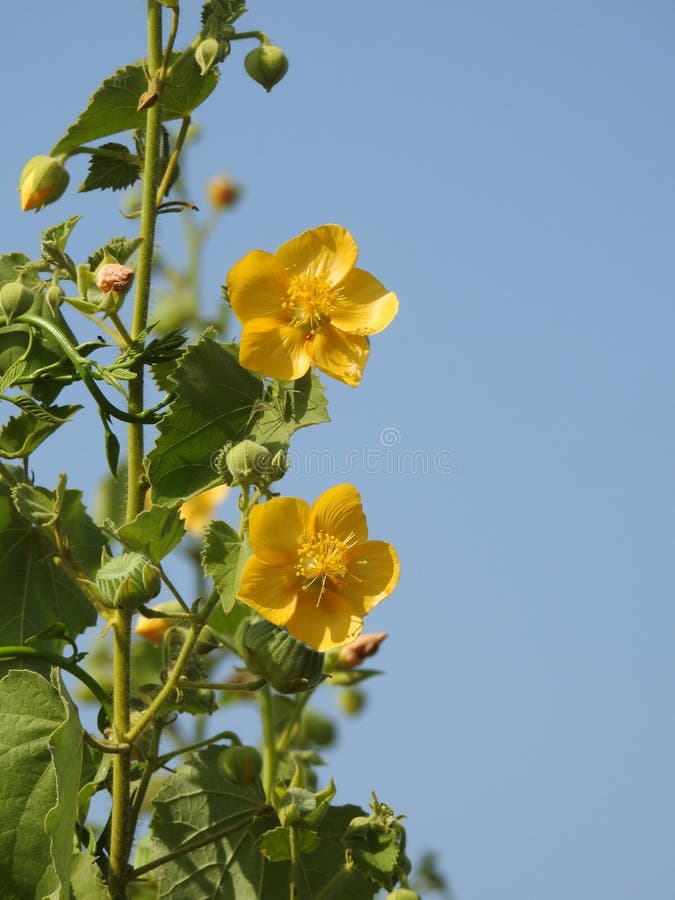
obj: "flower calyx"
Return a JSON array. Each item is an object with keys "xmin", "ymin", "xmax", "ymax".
[
  {"xmin": 196, "ymin": 36, "xmax": 230, "ymax": 75},
  {"xmin": 273, "ymin": 768, "xmax": 336, "ymax": 829},
  {"xmin": 19, "ymin": 155, "xmax": 69, "ymax": 211},
  {"xmin": 244, "ymin": 43, "xmax": 289, "ymax": 92},
  {"xmin": 0, "ymin": 282, "xmax": 34, "ymax": 324},
  {"xmin": 242, "ymin": 619, "xmax": 325, "ymax": 694},
  {"xmin": 224, "ymin": 440, "xmax": 288, "ymax": 490},
  {"xmin": 91, "ymin": 550, "xmax": 161, "ymax": 611}
]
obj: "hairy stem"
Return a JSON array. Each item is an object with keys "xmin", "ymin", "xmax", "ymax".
[
  {"xmin": 260, "ymin": 686, "xmax": 278, "ymax": 802},
  {"xmin": 109, "ymin": 2, "xmax": 164, "ymax": 895}
]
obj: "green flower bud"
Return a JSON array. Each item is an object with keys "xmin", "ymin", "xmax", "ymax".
[
  {"xmin": 385, "ymin": 891, "xmax": 421, "ymax": 900},
  {"xmin": 275, "ymin": 778, "xmax": 335, "ymax": 829},
  {"xmin": 225, "ymin": 440, "xmax": 272, "ymax": 485},
  {"xmin": 45, "ymin": 284, "xmax": 65, "ymax": 314},
  {"xmin": 244, "ymin": 44, "xmax": 289, "ymax": 93},
  {"xmin": 96, "ymin": 552, "xmax": 161, "ymax": 611},
  {"xmin": 300, "ymin": 708, "xmax": 336, "ymax": 747},
  {"xmin": 194, "ymin": 625, "xmax": 223, "ymax": 655},
  {"xmin": 196, "ymin": 37, "xmax": 229, "ymax": 75},
  {"xmin": 242, "ymin": 620, "xmax": 325, "ymax": 694},
  {"xmin": 0, "ymin": 282, "xmax": 34, "ymax": 324},
  {"xmin": 218, "ymin": 745, "xmax": 262, "ymax": 787},
  {"xmin": 19, "ymin": 155, "xmax": 69, "ymax": 211},
  {"xmin": 337, "ymin": 686, "xmax": 366, "ymax": 716}
]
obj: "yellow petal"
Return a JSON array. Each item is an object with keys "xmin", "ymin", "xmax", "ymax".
[
  {"xmin": 340, "ymin": 540, "xmax": 400, "ymax": 615},
  {"xmin": 284, "ymin": 588, "xmax": 364, "ymax": 650},
  {"xmin": 308, "ymin": 483, "xmax": 368, "ymax": 544},
  {"xmin": 249, "ymin": 496, "xmax": 310, "ymax": 564},
  {"xmin": 240, "ymin": 318, "xmax": 312, "ymax": 381},
  {"xmin": 237, "ymin": 557, "xmax": 299, "ymax": 625},
  {"xmin": 180, "ymin": 485, "xmax": 230, "ymax": 536},
  {"xmin": 275, "ymin": 225, "xmax": 358, "ymax": 286},
  {"xmin": 330, "ymin": 267, "xmax": 399, "ymax": 335},
  {"xmin": 307, "ymin": 324, "xmax": 370, "ymax": 387},
  {"xmin": 228, "ymin": 249, "xmax": 290, "ymax": 323}
]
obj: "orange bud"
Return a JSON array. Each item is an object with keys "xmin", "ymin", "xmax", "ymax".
[
  {"xmin": 135, "ymin": 600, "xmax": 184, "ymax": 644},
  {"xmin": 337, "ymin": 632, "xmax": 388, "ymax": 669},
  {"xmin": 207, "ymin": 174, "xmax": 240, "ymax": 210},
  {"xmin": 19, "ymin": 155, "xmax": 69, "ymax": 211},
  {"xmin": 96, "ymin": 263, "xmax": 135, "ymax": 294}
]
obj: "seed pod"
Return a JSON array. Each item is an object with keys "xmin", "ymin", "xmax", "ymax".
[
  {"xmin": 225, "ymin": 440, "xmax": 272, "ymax": 485},
  {"xmin": 0, "ymin": 282, "xmax": 34, "ymax": 324},
  {"xmin": 242, "ymin": 619, "xmax": 325, "ymax": 694},
  {"xmin": 244, "ymin": 44, "xmax": 289, "ymax": 92},
  {"xmin": 19, "ymin": 155, "xmax": 69, "ymax": 211},
  {"xmin": 218, "ymin": 745, "xmax": 262, "ymax": 787}
]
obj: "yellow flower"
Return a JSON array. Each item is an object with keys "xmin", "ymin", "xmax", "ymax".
[
  {"xmin": 237, "ymin": 484, "xmax": 400, "ymax": 651},
  {"xmin": 180, "ymin": 485, "xmax": 230, "ymax": 536},
  {"xmin": 227, "ymin": 224, "xmax": 398, "ymax": 387}
]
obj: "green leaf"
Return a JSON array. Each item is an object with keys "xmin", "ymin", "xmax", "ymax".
[
  {"xmin": 88, "ymin": 235, "xmax": 143, "ymax": 270},
  {"xmin": 116, "ymin": 503, "xmax": 185, "ymax": 562},
  {"xmin": 250, "ymin": 370, "xmax": 330, "ymax": 454},
  {"xmin": 148, "ymin": 749, "xmax": 376, "ymax": 900},
  {"xmin": 0, "ymin": 403, "xmax": 81, "ymax": 458},
  {"xmin": 41, "ymin": 215, "xmax": 82, "ymax": 257},
  {"xmin": 12, "ymin": 474, "xmax": 67, "ymax": 526},
  {"xmin": 0, "ymin": 670, "xmax": 82, "ymax": 900},
  {"xmin": 147, "ymin": 338, "xmax": 262, "ymax": 505},
  {"xmin": 148, "ymin": 745, "xmax": 273, "ymax": 899},
  {"xmin": 79, "ymin": 142, "xmax": 141, "ymax": 193},
  {"xmin": 0, "ymin": 469, "xmax": 105, "ymax": 672},
  {"xmin": 70, "ymin": 850, "xmax": 108, "ymax": 900},
  {"xmin": 202, "ymin": 520, "xmax": 243, "ymax": 614},
  {"xmin": 52, "ymin": 56, "xmax": 219, "ymax": 157},
  {"xmin": 343, "ymin": 815, "xmax": 402, "ymax": 890},
  {"xmin": 257, "ymin": 826, "xmax": 319, "ymax": 862}
]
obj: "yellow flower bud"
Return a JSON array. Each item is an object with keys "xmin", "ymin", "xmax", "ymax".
[
  {"xmin": 18, "ymin": 155, "xmax": 69, "ymax": 211},
  {"xmin": 244, "ymin": 44, "xmax": 289, "ymax": 92},
  {"xmin": 134, "ymin": 599, "xmax": 185, "ymax": 644}
]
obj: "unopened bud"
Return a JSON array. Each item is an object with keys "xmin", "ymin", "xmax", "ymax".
[
  {"xmin": 386, "ymin": 891, "xmax": 421, "ymax": 900},
  {"xmin": 135, "ymin": 599, "xmax": 185, "ymax": 644},
  {"xmin": 196, "ymin": 37, "xmax": 229, "ymax": 75},
  {"xmin": 218, "ymin": 745, "xmax": 262, "ymax": 787},
  {"xmin": 0, "ymin": 282, "xmax": 34, "ymax": 324},
  {"xmin": 96, "ymin": 263, "xmax": 135, "ymax": 294},
  {"xmin": 19, "ymin": 155, "xmax": 69, "ymax": 211},
  {"xmin": 226, "ymin": 440, "xmax": 272, "ymax": 485},
  {"xmin": 207, "ymin": 174, "xmax": 240, "ymax": 210},
  {"xmin": 326, "ymin": 632, "xmax": 388, "ymax": 672},
  {"xmin": 244, "ymin": 44, "xmax": 289, "ymax": 93},
  {"xmin": 242, "ymin": 619, "xmax": 325, "ymax": 694}
]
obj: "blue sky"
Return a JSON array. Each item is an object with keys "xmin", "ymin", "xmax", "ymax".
[{"xmin": 2, "ymin": 2, "xmax": 675, "ymax": 898}]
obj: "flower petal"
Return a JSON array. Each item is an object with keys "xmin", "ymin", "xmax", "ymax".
[
  {"xmin": 227, "ymin": 250, "xmax": 290, "ymax": 323},
  {"xmin": 330, "ymin": 267, "xmax": 399, "ymax": 335},
  {"xmin": 275, "ymin": 225, "xmax": 358, "ymax": 286},
  {"xmin": 340, "ymin": 540, "xmax": 400, "ymax": 615},
  {"xmin": 236, "ymin": 557, "xmax": 299, "ymax": 625},
  {"xmin": 284, "ymin": 587, "xmax": 364, "ymax": 650},
  {"xmin": 249, "ymin": 496, "xmax": 310, "ymax": 564},
  {"xmin": 308, "ymin": 324, "xmax": 370, "ymax": 387},
  {"xmin": 308, "ymin": 483, "xmax": 368, "ymax": 544},
  {"xmin": 240, "ymin": 318, "xmax": 312, "ymax": 381}
]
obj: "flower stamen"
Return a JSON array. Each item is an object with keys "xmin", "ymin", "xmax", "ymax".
[
  {"xmin": 296, "ymin": 530, "xmax": 349, "ymax": 602},
  {"xmin": 285, "ymin": 272, "xmax": 342, "ymax": 329}
]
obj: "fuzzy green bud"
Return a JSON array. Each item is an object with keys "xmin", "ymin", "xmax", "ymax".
[
  {"xmin": 19, "ymin": 155, "xmax": 69, "ymax": 211},
  {"xmin": 96, "ymin": 552, "xmax": 161, "ymax": 611},
  {"xmin": 225, "ymin": 440, "xmax": 272, "ymax": 485},
  {"xmin": 218, "ymin": 745, "xmax": 262, "ymax": 787},
  {"xmin": 244, "ymin": 44, "xmax": 289, "ymax": 92},
  {"xmin": 0, "ymin": 282, "xmax": 34, "ymax": 324},
  {"xmin": 242, "ymin": 620, "xmax": 325, "ymax": 694},
  {"xmin": 196, "ymin": 37, "xmax": 229, "ymax": 74},
  {"xmin": 45, "ymin": 284, "xmax": 65, "ymax": 315},
  {"xmin": 385, "ymin": 891, "xmax": 421, "ymax": 900}
]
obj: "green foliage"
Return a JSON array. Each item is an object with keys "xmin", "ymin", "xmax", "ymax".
[
  {"xmin": 52, "ymin": 57, "xmax": 219, "ymax": 157},
  {"xmin": 202, "ymin": 519, "xmax": 244, "ymax": 614},
  {"xmin": 0, "ymin": 468, "xmax": 104, "ymax": 669},
  {"xmin": 116, "ymin": 504, "xmax": 186, "ymax": 562},
  {"xmin": 0, "ymin": 670, "xmax": 82, "ymax": 899},
  {"xmin": 0, "ymin": 402, "xmax": 81, "ymax": 458},
  {"xmin": 250, "ymin": 370, "xmax": 330, "ymax": 454},
  {"xmin": 80, "ymin": 142, "xmax": 142, "ymax": 193},
  {"xmin": 147, "ymin": 338, "xmax": 262, "ymax": 504},
  {"xmin": 88, "ymin": 236, "xmax": 144, "ymax": 270}
]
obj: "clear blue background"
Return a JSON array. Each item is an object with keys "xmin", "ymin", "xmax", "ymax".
[{"xmin": 2, "ymin": 2, "xmax": 675, "ymax": 898}]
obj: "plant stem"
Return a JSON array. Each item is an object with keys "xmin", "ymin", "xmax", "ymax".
[
  {"xmin": 259, "ymin": 685, "xmax": 277, "ymax": 802},
  {"xmin": 289, "ymin": 826, "xmax": 299, "ymax": 900},
  {"xmin": 155, "ymin": 729, "xmax": 241, "ymax": 767},
  {"xmin": 109, "ymin": 2, "xmax": 164, "ymax": 895},
  {"xmin": 313, "ymin": 862, "xmax": 353, "ymax": 900},
  {"xmin": 156, "ymin": 115, "xmax": 191, "ymax": 204}
]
